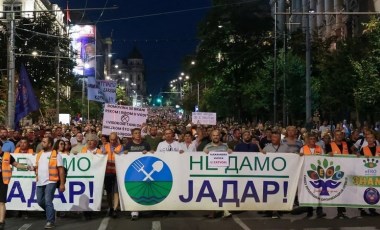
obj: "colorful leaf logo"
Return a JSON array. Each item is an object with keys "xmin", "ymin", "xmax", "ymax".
[{"xmin": 307, "ymin": 158, "xmax": 344, "ymax": 196}]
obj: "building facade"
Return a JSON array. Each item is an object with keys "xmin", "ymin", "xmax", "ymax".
[
  {"xmin": 274, "ymin": 0, "xmax": 380, "ymax": 39},
  {"xmin": 0, "ymin": 0, "xmax": 65, "ymax": 33},
  {"xmin": 111, "ymin": 46, "xmax": 146, "ymax": 107}
]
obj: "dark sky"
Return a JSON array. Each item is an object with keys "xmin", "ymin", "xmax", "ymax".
[{"xmin": 50, "ymin": 0, "xmax": 211, "ymax": 95}]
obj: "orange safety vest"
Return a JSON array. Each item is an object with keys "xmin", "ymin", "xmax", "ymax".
[
  {"xmin": 103, "ymin": 143, "xmax": 122, "ymax": 175},
  {"xmin": 302, "ymin": 145, "xmax": 323, "ymax": 155},
  {"xmin": 80, "ymin": 146, "xmax": 102, "ymax": 154},
  {"xmin": 330, "ymin": 142, "xmax": 349, "ymax": 154},
  {"xmin": 362, "ymin": 145, "xmax": 380, "ymax": 157},
  {"xmin": 14, "ymin": 147, "xmax": 34, "ymax": 154},
  {"xmin": 2, "ymin": 152, "xmax": 12, "ymax": 184},
  {"xmin": 36, "ymin": 150, "xmax": 59, "ymax": 182}
]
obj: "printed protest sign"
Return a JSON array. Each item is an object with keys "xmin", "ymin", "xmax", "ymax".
[{"xmin": 102, "ymin": 104, "xmax": 148, "ymax": 137}]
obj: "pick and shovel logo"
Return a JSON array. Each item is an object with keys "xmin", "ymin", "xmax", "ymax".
[
  {"xmin": 304, "ymin": 159, "xmax": 347, "ymax": 201},
  {"xmin": 125, "ymin": 156, "xmax": 173, "ymax": 205}
]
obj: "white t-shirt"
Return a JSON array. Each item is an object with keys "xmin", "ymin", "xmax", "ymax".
[
  {"xmin": 156, "ymin": 141, "xmax": 181, "ymax": 152},
  {"xmin": 354, "ymin": 139, "xmax": 380, "ymax": 150},
  {"xmin": 179, "ymin": 142, "xmax": 197, "ymax": 152},
  {"xmin": 36, "ymin": 151, "xmax": 63, "ymax": 186}
]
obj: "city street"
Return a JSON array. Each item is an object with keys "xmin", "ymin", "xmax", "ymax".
[{"xmin": 4, "ymin": 208, "xmax": 380, "ymax": 230}]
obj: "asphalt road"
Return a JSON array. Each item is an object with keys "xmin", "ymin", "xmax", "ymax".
[{"xmin": 4, "ymin": 207, "xmax": 380, "ymax": 230}]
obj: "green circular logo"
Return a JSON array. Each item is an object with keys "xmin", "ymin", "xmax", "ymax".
[{"xmin": 125, "ymin": 156, "xmax": 173, "ymax": 205}]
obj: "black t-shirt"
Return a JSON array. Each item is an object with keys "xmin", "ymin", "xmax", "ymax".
[
  {"xmin": 125, "ymin": 141, "xmax": 151, "ymax": 152},
  {"xmin": 0, "ymin": 152, "xmax": 16, "ymax": 173},
  {"xmin": 259, "ymin": 138, "xmax": 271, "ymax": 149}
]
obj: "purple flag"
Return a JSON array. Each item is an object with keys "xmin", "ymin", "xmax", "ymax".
[{"xmin": 14, "ymin": 64, "xmax": 40, "ymax": 129}]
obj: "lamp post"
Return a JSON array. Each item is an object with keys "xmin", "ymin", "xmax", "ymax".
[
  {"xmin": 55, "ymin": 44, "xmax": 60, "ymax": 123},
  {"xmin": 6, "ymin": 11, "xmax": 15, "ymax": 128},
  {"xmin": 305, "ymin": 3, "xmax": 312, "ymax": 122},
  {"xmin": 273, "ymin": 0, "xmax": 278, "ymax": 125}
]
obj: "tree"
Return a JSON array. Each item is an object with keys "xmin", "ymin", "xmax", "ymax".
[
  {"xmin": 186, "ymin": 0, "xmax": 273, "ymax": 121},
  {"xmin": 0, "ymin": 14, "xmax": 76, "ymax": 122}
]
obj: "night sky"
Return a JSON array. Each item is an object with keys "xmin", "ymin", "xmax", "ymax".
[{"xmin": 50, "ymin": 0, "xmax": 211, "ymax": 95}]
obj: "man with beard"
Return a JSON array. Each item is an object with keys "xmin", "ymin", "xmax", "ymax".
[
  {"xmin": 0, "ymin": 128, "xmax": 15, "ymax": 153},
  {"xmin": 203, "ymin": 130, "xmax": 232, "ymax": 154},
  {"xmin": 144, "ymin": 126, "xmax": 161, "ymax": 151},
  {"xmin": 70, "ymin": 133, "xmax": 86, "ymax": 154},
  {"xmin": 227, "ymin": 128, "xmax": 241, "ymax": 150},
  {"xmin": 124, "ymin": 128, "xmax": 152, "ymax": 220},
  {"xmin": 203, "ymin": 130, "xmax": 232, "ymax": 218},
  {"xmin": 35, "ymin": 137, "xmax": 65, "ymax": 229},
  {"xmin": 234, "ymin": 131, "xmax": 260, "ymax": 152}
]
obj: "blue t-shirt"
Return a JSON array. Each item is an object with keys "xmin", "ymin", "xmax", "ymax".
[{"xmin": 1, "ymin": 140, "xmax": 15, "ymax": 153}]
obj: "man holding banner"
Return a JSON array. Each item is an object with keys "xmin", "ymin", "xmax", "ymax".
[
  {"xmin": 299, "ymin": 133, "xmax": 326, "ymax": 218},
  {"xmin": 35, "ymin": 137, "xmax": 65, "ymax": 229},
  {"xmin": 101, "ymin": 132, "xmax": 124, "ymax": 218},
  {"xmin": 0, "ymin": 150, "xmax": 33, "ymax": 229},
  {"xmin": 262, "ymin": 131, "xmax": 291, "ymax": 219},
  {"xmin": 124, "ymin": 128, "xmax": 152, "ymax": 220},
  {"xmin": 156, "ymin": 129, "xmax": 181, "ymax": 152},
  {"xmin": 203, "ymin": 129, "xmax": 232, "ymax": 219}
]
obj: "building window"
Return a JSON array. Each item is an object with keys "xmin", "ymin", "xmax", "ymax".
[{"xmin": 3, "ymin": 4, "xmax": 22, "ymax": 19}]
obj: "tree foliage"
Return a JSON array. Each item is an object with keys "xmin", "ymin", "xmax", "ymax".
[
  {"xmin": 184, "ymin": 3, "xmax": 380, "ymax": 123},
  {"xmin": 186, "ymin": 0, "xmax": 273, "ymax": 120}
]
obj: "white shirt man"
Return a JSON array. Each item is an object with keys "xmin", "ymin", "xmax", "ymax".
[
  {"xmin": 37, "ymin": 151, "xmax": 63, "ymax": 186},
  {"xmin": 180, "ymin": 132, "xmax": 197, "ymax": 152},
  {"xmin": 156, "ymin": 129, "xmax": 181, "ymax": 152}
]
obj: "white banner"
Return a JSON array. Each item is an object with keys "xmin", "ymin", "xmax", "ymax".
[
  {"xmin": 115, "ymin": 152, "xmax": 303, "ymax": 211},
  {"xmin": 191, "ymin": 112, "xmax": 216, "ymax": 125},
  {"xmin": 298, "ymin": 155, "xmax": 380, "ymax": 208},
  {"xmin": 102, "ymin": 104, "xmax": 148, "ymax": 137},
  {"xmin": 87, "ymin": 77, "xmax": 117, "ymax": 104},
  {"xmin": 6, "ymin": 153, "xmax": 107, "ymax": 211}
]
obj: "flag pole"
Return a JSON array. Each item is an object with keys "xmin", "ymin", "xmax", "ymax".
[{"xmin": 39, "ymin": 109, "xmax": 46, "ymax": 124}]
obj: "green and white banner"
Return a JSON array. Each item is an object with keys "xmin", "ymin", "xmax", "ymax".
[
  {"xmin": 115, "ymin": 152, "xmax": 303, "ymax": 211},
  {"xmin": 298, "ymin": 155, "xmax": 380, "ymax": 208},
  {"xmin": 6, "ymin": 153, "xmax": 107, "ymax": 211}
]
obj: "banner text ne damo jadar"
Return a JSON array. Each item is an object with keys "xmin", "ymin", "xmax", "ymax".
[
  {"xmin": 6, "ymin": 153, "xmax": 107, "ymax": 211},
  {"xmin": 115, "ymin": 152, "xmax": 303, "ymax": 211}
]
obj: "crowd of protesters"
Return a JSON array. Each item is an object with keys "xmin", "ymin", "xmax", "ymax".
[{"xmin": 1, "ymin": 107, "xmax": 380, "ymax": 225}]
